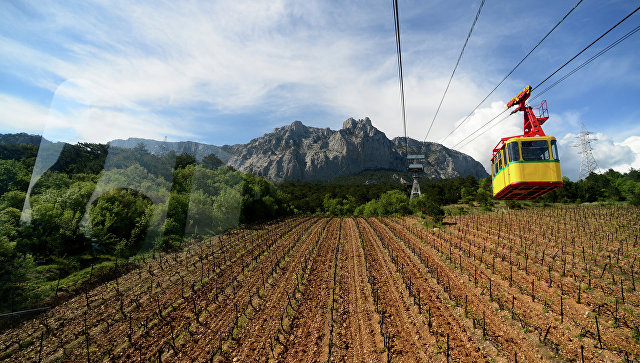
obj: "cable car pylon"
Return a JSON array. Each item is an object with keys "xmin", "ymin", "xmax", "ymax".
[{"xmin": 407, "ymin": 154, "xmax": 424, "ymax": 200}]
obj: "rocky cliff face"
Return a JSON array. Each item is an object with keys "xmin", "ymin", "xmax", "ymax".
[
  {"xmin": 392, "ymin": 137, "xmax": 488, "ymax": 179},
  {"xmin": 224, "ymin": 117, "xmax": 488, "ymax": 182},
  {"xmin": 3, "ymin": 118, "xmax": 489, "ymax": 182},
  {"xmin": 223, "ymin": 118, "xmax": 404, "ymax": 181}
]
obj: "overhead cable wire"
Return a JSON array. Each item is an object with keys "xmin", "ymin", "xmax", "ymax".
[
  {"xmin": 532, "ymin": 4, "xmax": 640, "ymax": 91},
  {"xmin": 440, "ymin": 0, "xmax": 584, "ymax": 144},
  {"xmin": 451, "ymin": 5, "xmax": 640, "ymax": 150},
  {"xmin": 455, "ymin": 112, "xmax": 514, "ymax": 150},
  {"xmin": 531, "ymin": 23, "xmax": 640, "ymax": 101},
  {"xmin": 422, "ymin": 0, "xmax": 486, "ymax": 147},
  {"xmin": 450, "ymin": 108, "xmax": 509, "ymax": 149},
  {"xmin": 393, "ymin": 0, "xmax": 409, "ymax": 157},
  {"xmin": 456, "ymin": 23, "xmax": 640, "ymax": 150}
]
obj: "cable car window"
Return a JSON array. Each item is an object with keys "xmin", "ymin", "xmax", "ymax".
[
  {"xmin": 550, "ymin": 139, "xmax": 559, "ymax": 160},
  {"xmin": 498, "ymin": 150, "xmax": 503, "ymax": 170},
  {"xmin": 507, "ymin": 142, "xmax": 519, "ymax": 163},
  {"xmin": 521, "ymin": 140, "xmax": 550, "ymax": 161}
]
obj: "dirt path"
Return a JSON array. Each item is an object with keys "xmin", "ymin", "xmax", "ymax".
[
  {"xmin": 281, "ymin": 218, "xmax": 341, "ymax": 362},
  {"xmin": 333, "ymin": 218, "xmax": 383, "ymax": 362}
]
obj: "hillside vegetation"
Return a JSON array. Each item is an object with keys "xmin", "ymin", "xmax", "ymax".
[{"xmin": 1, "ymin": 138, "xmax": 639, "ymax": 315}]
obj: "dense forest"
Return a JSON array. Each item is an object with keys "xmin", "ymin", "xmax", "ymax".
[
  {"xmin": 0, "ymin": 141, "xmax": 293, "ymax": 313},
  {"xmin": 1, "ymin": 135, "xmax": 639, "ymax": 314}
]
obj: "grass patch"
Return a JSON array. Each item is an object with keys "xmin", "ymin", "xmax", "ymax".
[{"xmin": 632, "ymin": 327, "xmax": 640, "ymax": 344}]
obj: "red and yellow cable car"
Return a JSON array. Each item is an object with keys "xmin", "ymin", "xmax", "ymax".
[{"xmin": 491, "ymin": 86, "xmax": 563, "ymax": 200}]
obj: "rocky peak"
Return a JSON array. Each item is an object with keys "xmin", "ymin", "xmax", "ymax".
[
  {"xmin": 224, "ymin": 118, "xmax": 488, "ymax": 182},
  {"xmin": 342, "ymin": 117, "xmax": 372, "ymax": 129},
  {"xmin": 341, "ymin": 117, "xmax": 379, "ymax": 137},
  {"xmin": 288, "ymin": 120, "xmax": 306, "ymax": 132}
]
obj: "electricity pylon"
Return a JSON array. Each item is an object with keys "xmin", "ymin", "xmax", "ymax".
[{"xmin": 574, "ymin": 123, "xmax": 598, "ymax": 180}]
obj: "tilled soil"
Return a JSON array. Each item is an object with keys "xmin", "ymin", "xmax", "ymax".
[
  {"xmin": 2, "ymin": 208, "xmax": 637, "ymax": 362},
  {"xmin": 333, "ymin": 218, "xmax": 383, "ymax": 362}
]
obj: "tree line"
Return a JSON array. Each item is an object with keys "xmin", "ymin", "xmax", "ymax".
[
  {"xmin": 0, "ymin": 141, "xmax": 291, "ymax": 313},
  {"xmin": 1, "ymin": 137, "xmax": 639, "ymax": 314}
]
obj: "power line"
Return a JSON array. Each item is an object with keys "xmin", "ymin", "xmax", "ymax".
[
  {"xmin": 422, "ymin": 0, "xmax": 486, "ymax": 146},
  {"xmin": 450, "ymin": 5, "xmax": 640, "ymax": 150},
  {"xmin": 393, "ymin": 0, "xmax": 409, "ymax": 157},
  {"xmin": 440, "ymin": 0, "xmax": 584, "ymax": 144},
  {"xmin": 455, "ymin": 21, "xmax": 640, "ymax": 150},
  {"xmin": 455, "ymin": 112, "xmax": 513, "ymax": 150}
]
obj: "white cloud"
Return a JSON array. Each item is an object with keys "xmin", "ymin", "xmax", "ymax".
[
  {"xmin": 1, "ymin": 0, "xmax": 637, "ymax": 159},
  {"xmin": 0, "ymin": 94, "xmax": 50, "ymax": 132},
  {"xmin": 0, "ymin": 80, "xmax": 194, "ymax": 144},
  {"xmin": 0, "ymin": 0, "xmax": 514, "ymax": 145},
  {"xmin": 557, "ymin": 132, "xmax": 640, "ymax": 180},
  {"xmin": 443, "ymin": 101, "xmax": 521, "ymax": 173}
]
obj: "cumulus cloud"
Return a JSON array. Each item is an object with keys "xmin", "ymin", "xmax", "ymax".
[
  {"xmin": 0, "ymin": 0, "xmax": 518, "ymax": 145},
  {"xmin": 443, "ymin": 101, "xmax": 521, "ymax": 173},
  {"xmin": 557, "ymin": 131, "xmax": 640, "ymax": 180},
  {"xmin": 1, "ymin": 0, "xmax": 637, "ymax": 156},
  {"xmin": 0, "ymin": 79, "xmax": 194, "ymax": 144},
  {"xmin": 0, "ymin": 94, "xmax": 52, "ymax": 132}
]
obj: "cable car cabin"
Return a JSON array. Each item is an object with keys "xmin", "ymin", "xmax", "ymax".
[
  {"xmin": 491, "ymin": 136, "xmax": 562, "ymax": 199},
  {"xmin": 407, "ymin": 155, "xmax": 424, "ymax": 173},
  {"xmin": 492, "ymin": 85, "xmax": 563, "ymax": 200}
]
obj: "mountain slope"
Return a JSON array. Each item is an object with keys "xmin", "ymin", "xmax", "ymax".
[
  {"xmin": 108, "ymin": 137, "xmax": 232, "ymax": 162},
  {"xmin": 225, "ymin": 117, "xmax": 488, "ymax": 182},
  {"xmin": 2, "ymin": 117, "xmax": 489, "ymax": 182},
  {"xmin": 391, "ymin": 137, "xmax": 488, "ymax": 180}
]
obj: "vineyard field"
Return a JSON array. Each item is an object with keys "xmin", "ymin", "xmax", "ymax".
[{"xmin": 1, "ymin": 205, "xmax": 639, "ymax": 362}]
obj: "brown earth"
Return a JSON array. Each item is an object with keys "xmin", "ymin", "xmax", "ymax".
[{"xmin": 1, "ymin": 205, "xmax": 637, "ymax": 362}]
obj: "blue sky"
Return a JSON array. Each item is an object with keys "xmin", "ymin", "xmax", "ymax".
[{"xmin": 1, "ymin": 0, "xmax": 639, "ymax": 180}]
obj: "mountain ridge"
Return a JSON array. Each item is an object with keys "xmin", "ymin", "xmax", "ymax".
[
  {"xmin": 223, "ymin": 117, "xmax": 488, "ymax": 181},
  {"xmin": 1, "ymin": 118, "xmax": 489, "ymax": 182}
]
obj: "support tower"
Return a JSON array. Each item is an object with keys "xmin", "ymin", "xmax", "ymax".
[
  {"xmin": 407, "ymin": 155, "xmax": 425, "ymax": 200},
  {"xmin": 574, "ymin": 123, "xmax": 598, "ymax": 180}
]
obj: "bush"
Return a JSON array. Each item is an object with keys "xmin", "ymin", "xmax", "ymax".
[
  {"xmin": 424, "ymin": 201, "xmax": 445, "ymax": 224},
  {"xmin": 89, "ymin": 188, "xmax": 153, "ymax": 256},
  {"xmin": 630, "ymin": 185, "xmax": 640, "ymax": 206},
  {"xmin": 505, "ymin": 200, "xmax": 522, "ymax": 209}
]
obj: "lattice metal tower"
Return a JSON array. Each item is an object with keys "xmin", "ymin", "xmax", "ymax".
[
  {"xmin": 407, "ymin": 154, "xmax": 424, "ymax": 200},
  {"xmin": 574, "ymin": 123, "xmax": 598, "ymax": 180}
]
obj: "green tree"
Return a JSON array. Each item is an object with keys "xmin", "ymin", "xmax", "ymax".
[
  {"xmin": 460, "ymin": 187, "xmax": 475, "ymax": 204},
  {"xmin": 202, "ymin": 153, "xmax": 224, "ymax": 170},
  {"xmin": 0, "ymin": 190, "xmax": 26, "ymax": 210},
  {"xmin": 175, "ymin": 153, "xmax": 197, "ymax": 169},
  {"xmin": 164, "ymin": 192, "xmax": 190, "ymax": 237},
  {"xmin": 0, "ymin": 160, "xmax": 30, "ymax": 195},
  {"xmin": 475, "ymin": 177, "xmax": 494, "ymax": 207},
  {"xmin": 630, "ymin": 184, "xmax": 640, "ymax": 206},
  {"xmin": 424, "ymin": 201, "xmax": 445, "ymax": 224},
  {"xmin": 185, "ymin": 190, "xmax": 215, "ymax": 235},
  {"xmin": 89, "ymin": 188, "xmax": 153, "ymax": 255}
]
